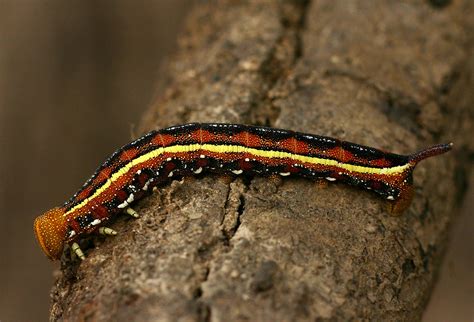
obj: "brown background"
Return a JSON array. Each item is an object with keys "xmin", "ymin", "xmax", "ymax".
[
  {"xmin": 0, "ymin": 1, "xmax": 471, "ymax": 322},
  {"xmin": 0, "ymin": 1, "xmax": 191, "ymax": 321}
]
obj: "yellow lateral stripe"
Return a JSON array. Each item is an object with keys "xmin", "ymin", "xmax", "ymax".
[
  {"xmin": 200, "ymin": 144, "xmax": 410, "ymax": 175},
  {"xmin": 64, "ymin": 144, "xmax": 410, "ymax": 216}
]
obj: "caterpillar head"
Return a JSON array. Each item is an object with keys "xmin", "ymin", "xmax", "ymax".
[{"xmin": 34, "ymin": 207, "xmax": 67, "ymax": 260}]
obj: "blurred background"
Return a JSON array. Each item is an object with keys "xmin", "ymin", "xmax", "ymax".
[
  {"xmin": 0, "ymin": 1, "xmax": 471, "ymax": 321},
  {"xmin": 0, "ymin": 1, "xmax": 192, "ymax": 321}
]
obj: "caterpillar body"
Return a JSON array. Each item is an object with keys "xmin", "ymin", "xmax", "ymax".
[{"xmin": 34, "ymin": 123, "xmax": 452, "ymax": 260}]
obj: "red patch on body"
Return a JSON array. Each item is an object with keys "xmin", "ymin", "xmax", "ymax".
[
  {"xmin": 93, "ymin": 205, "xmax": 110, "ymax": 219},
  {"xmin": 152, "ymin": 134, "xmax": 175, "ymax": 146},
  {"xmin": 196, "ymin": 159, "xmax": 208, "ymax": 168},
  {"xmin": 281, "ymin": 162, "xmax": 300, "ymax": 174},
  {"xmin": 340, "ymin": 148, "xmax": 354, "ymax": 163},
  {"xmin": 321, "ymin": 147, "xmax": 338, "ymax": 159},
  {"xmin": 76, "ymin": 186, "xmax": 93, "ymax": 201},
  {"xmin": 116, "ymin": 190, "xmax": 128, "ymax": 202},
  {"xmin": 246, "ymin": 133, "xmax": 262, "ymax": 148},
  {"xmin": 98, "ymin": 167, "xmax": 113, "ymax": 180},
  {"xmin": 326, "ymin": 147, "xmax": 354, "ymax": 163},
  {"xmin": 230, "ymin": 132, "xmax": 248, "ymax": 146},
  {"xmin": 371, "ymin": 181, "xmax": 382, "ymax": 190},
  {"xmin": 280, "ymin": 137, "xmax": 298, "ymax": 153},
  {"xmin": 238, "ymin": 158, "xmax": 253, "ymax": 171},
  {"xmin": 69, "ymin": 218, "xmax": 81, "ymax": 232},
  {"xmin": 137, "ymin": 173, "xmax": 149, "ymax": 187},
  {"xmin": 229, "ymin": 132, "xmax": 261, "ymax": 147},
  {"xmin": 370, "ymin": 158, "xmax": 392, "ymax": 168},
  {"xmin": 294, "ymin": 140, "xmax": 310, "ymax": 155},
  {"xmin": 330, "ymin": 171, "xmax": 343, "ymax": 180},
  {"xmin": 165, "ymin": 162, "xmax": 176, "ymax": 172},
  {"xmin": 198, "ymin": 130, "xmax": 214, "ymax": 143},
  {"xmin": 120, "ymin": 148, "xmax": 139, "ymax": 161}
]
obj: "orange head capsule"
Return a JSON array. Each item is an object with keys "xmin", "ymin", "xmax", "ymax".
[{"xmin": 34, "ymin": 207, "xmax": 68, "ymax": 260}]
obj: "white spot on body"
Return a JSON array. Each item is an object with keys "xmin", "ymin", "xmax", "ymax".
[
  {"xmin": 127, "ymin": 194, "xmax": 135, "ymax": 203},
  {"xmin": 279, "ymin": 172, "xmax": 291, "ymax": 176},
  {"xmin": 117, "ymin": 201, "xmax": 129, "ymax": 209},
  {"xmin": 91, "ymin": 219, "xmax": 101, "ymax": 226},
  {"xmin": 387, "ymin": 196, "xmax": 395, "ymax": 200},
  {"xmin": 67, "ymin": 230, "xmax": 76, "ymax": 238},
  {"xmin": 136, "ymin": 170, "xmax": 142, "ymax": 175},
  {"xmin": 232, "ymin": 169, "xmax": 243, "ymax": 175},
  {"xmin": 244, "ymin": 158, "xmax": 250, "ymax": 162},
  {"xmin": 166, "ymin": 157, "xmax": 172, "ymax": 161},
  {"xmin": 200, "ymin": 154, "xmax": 206, "ymax": 159},
  {"xmin": 168, "ymin": 171, "xmax": 174, "ymax": 177},
  {"xmin": 325, "ymin": 177, "xmax": 336, "ymax": 182},
  {"xmin": 142, "ymin": 178, "xmax": 154, "ymax": 191},
  {"xmin": 193, "ymin": 167, "xmax": 203, "ymax": 174}
]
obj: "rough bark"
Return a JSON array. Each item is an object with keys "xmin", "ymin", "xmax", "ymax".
[{"xmin": 50, "ymin": 1, "xmax": 473, "ymax": 321}]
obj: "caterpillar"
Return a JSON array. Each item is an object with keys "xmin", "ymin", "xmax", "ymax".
[{"xmin": 34, "ymin": 123, "xmax": 452, "ymax": 260}]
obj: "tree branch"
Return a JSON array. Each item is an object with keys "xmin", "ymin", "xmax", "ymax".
[{"xmin": 50, "ymin": 1, "xmax": 473, "ymax": 321}]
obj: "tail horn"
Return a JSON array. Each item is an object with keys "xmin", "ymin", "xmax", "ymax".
[{"xmin": 409, "ymin": 143, "xmax": 453, "ymax": 164}]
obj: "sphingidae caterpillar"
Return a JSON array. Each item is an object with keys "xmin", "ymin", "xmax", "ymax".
[{"xmin": 34, "ymin": 123, "xmax": 452, "ymax": 260}]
